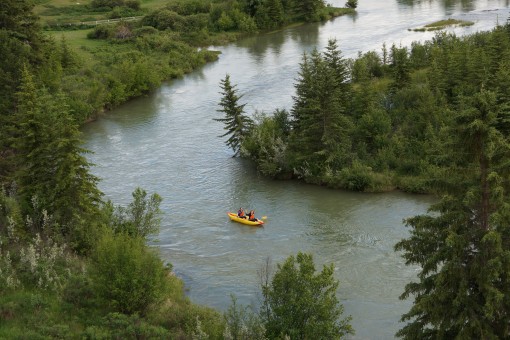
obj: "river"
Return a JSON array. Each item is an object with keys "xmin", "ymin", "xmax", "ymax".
[{"xmin": 81, "ymin": 1, "xmax": 510, "ymax": 338}]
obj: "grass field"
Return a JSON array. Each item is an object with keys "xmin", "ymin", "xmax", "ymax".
[
  {"xmin": 35, "ymin": 0, "xmax": 168, "ymax": 26},
  {"xmin": 46, "ymin": 28, "xmax": 106, "ymax": 66}
]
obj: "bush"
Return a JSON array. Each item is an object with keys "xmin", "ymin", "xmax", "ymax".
[
  {"xmin": 142, "ymin": 9, "xmax": 185, "ymax": 31},
  {"xmin": 90, "ymin": 231, "xmax": 170, "ymax": 315},
  {"xmin": 260, "ymin": 253, "xmax": 353, "ymax": 339},
  {"xmin": 87, "ymin": 25, "xmax": 113, "ymax": 39},
  {"xmin": 224, "ymin": 295, "xmax": 265, "ymax": 339},
  {"xmin": 166, "ymin": 0, "xmax": 211, "ymax": 15},
  {"xmin": 107, "ymin": 187, "xmax": 163, "ymax": 239}
]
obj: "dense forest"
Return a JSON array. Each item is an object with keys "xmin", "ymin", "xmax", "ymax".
[{"xmin": 1, "ymin": 0, "xmax": 510, "ymax": 337}]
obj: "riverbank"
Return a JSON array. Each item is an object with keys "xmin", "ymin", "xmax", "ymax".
[
  {"xmin": 39, "ymin": 0, "xmax": 355, "ymax": 123},
  {"xmin": 80, "ymin": 2, "xmax": 510, "ymax": 338}
]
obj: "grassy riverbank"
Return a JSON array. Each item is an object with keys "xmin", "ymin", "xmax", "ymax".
[
  {"xmin": 34, "ymin": 0, "xmax": 355, "ymax": 123},
  {"xmin": 409, "ymin": 17, "xmax": 474, "ymax": 31}
]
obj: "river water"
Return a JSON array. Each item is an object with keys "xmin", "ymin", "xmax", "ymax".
[{"xmin": 81, "ymin": 1, "xmax": 510, "ymax": 338}]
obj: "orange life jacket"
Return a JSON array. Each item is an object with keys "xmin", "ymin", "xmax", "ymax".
[
  {"xmin": 238, "ymin": 210, "xmax": 245, "ymax": 217},
  {"xmin": 248, "ymin": 212, "xmax": 255, "ymax": 220}
]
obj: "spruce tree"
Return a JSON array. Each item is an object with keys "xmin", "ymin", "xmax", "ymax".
[
  {"xmin": 293, "ymin": 0, "xmax": 324, "ymax": 21},
  {"xmin": 289, "ymin": 51, "xmax": 321, "ymax": 169},
  {"xmin": 395, "ymin": 89, "xmax": 510, "ymax": 338},
  {"xmin": 289, "ymin": 41, "xmax": 352, "ymax": 172},
  {"xmin": 214, "ymin": 74, "xmax": 253, "ymax": 157},
  {"xmin": 14, "ymin": 67, "xmax": 102, "ymax": 243},
  {"xmin": 390, "ymin": 44, "xmax": 411, "ymax": 90}
]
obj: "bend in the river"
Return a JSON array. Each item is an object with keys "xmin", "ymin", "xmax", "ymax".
[{"xmin": 82, "ymin": 1, "xmax": 510, "ymax": 338}]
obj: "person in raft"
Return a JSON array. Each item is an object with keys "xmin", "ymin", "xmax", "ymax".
[
  {"xmin": 248, "ymin": 210, "xmax": 256, "ymax": 221},
  {"xmin": 237, "ymin": 208, "xmax": 246, "ymax": 219}
]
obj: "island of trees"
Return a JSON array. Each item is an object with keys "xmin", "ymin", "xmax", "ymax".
[
  {"xmin": 2, "ymin": 0, "xmax": 510, "ymax": 337},
  {"xmin": 215, "ymin": 20, "xmax": 510, "ymax": 339}
]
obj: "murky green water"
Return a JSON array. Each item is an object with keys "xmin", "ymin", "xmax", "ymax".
[{"xmin": 82, "ymin": 1, "xmax": 509, "ymax": 338}]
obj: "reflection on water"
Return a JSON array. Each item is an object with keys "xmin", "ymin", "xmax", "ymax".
[
  {"xmin": 396, "ymin": 0, "xmax": 510, "ymax": 14},
  {"xmin": 82, "ymin": 0, "xmax": 509, "ymax": 338}
]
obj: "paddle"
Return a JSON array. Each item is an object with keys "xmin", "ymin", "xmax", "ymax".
[{"xmin": 262, "ymin": 216, "xmax": 267, "ymax": 220}]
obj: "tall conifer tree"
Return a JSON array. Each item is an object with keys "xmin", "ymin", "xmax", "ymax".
[
  {"xmin": 395, "ymin": 89, "xmax": 510, "ymax": 338},
  {"xmin": 14, "ymin": 67, "xmax": 102, "ymax": 242},
  {"xmin": 215, "ymin": 74, "xmax": 253, "ymax": 157},
  {"xmin": 289, "ymin": 40, "xmax": 352, "ymax": 172}
]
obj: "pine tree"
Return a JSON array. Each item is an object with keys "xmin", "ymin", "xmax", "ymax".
[
  {"xmin": 265, "ymin": 0, "xmax": 284, "ymax": 28},
  {"xmin": 214, "ymin": 74, "xmax": 253, "ymax": 157},
  {"xmin": 289, "ymin": 41, "xmax": 352, "ymax": 172},
  {"xmin": 390, "ymin": 44, "xmax": 411, "ymax": 90},
  {"xmin": 395, "ymin": 89, "xmax": 510, "ymax": 338},
  {"xmin": 292, "ymin": 0, "xmax": 324, "ymax": 21},
  {"xmin": 321, "ymin": 39, "xmax": 353, "ymax": 166},
  {"xmin": 0, "ymin": 0, "xmax": 44, "ymax": 181},
  {"xmin": 14, "ymin": 67, "xmax": 102, "ymax": 241},
  {"xmin": 289, "ymin": 51, "xmax": 322, "ymax": 169}
]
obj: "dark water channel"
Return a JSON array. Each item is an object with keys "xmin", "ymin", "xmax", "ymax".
[{"xmin": 82, "ymin": 1, "xmax": 510, "ymax": 338}]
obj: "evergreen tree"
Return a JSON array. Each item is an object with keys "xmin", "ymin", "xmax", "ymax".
[
  {"xmin": 395, "ymin": 89, "xmax": 510, "ymax": 338},
  {"xmin": 289, "ymin": 52, "xmax": 322, "ymax": 169},
  {"xmin": 260, "ymin": 252, "xmax": 353, "ymax": 339},
  {"xmin": 14, "ymin": 67, "xmax": 102, "ymax": 241},
  {"xmin": 293, "ymin": 0, "xmax": 324, "ymax": 21},
  {"xmin": 390, "ymin": 44, "xmax": 411, "ymax": 90},
  {"xmin": 214, "ymin": 74, "xmax": 253, "ymax": 156},
  {"xmin": 289, "ymin": 41, "xmax": 352, "ymax": 173},
  {"xmin": 265, "ymin": 0, "xmax": 284, "ymax": 28},
  {"xmin": 316, "ymin": 40, "xmax": 353, "ymax": 167},
  {"xmin": 0, "ymin": 0, "xmax": 45, "ymax": 181}
]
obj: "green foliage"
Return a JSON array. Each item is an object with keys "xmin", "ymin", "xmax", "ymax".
[
  {"xmin": 288, "ymin": 39, "xmax": 353, "ymax": 174},
  {"xmin": 351, "ymin": 50, "xmax": 384, "ymax": 81},
  {"xmin": 243, "ymin": 110, "xmax": 291, "ymax": 178},
  {"xmin": 324, "ymin": 161, "xmax": 391, "ymax": 192},
  {"xmin": 166, "ymin": 0, "xmax": 211, "ymax": 15},
  {"xmin": 345, "ymin": 0, "xmax": 358, "ymax": 9},
  {"xmin": 293, "ymin": 0, "xmax": 325, "ymax": 21},
  {"xmin": 260, "ymin": 252, "xmax": 353, "ymax": 339},
  {"xmin": 13, "ymin": 68, "xmax": 102, "ymax": 248},
  {"xmin": 214, "ymin": 74, "xmax": 254, "ymax": 156},
  {"xmin": 0, "ymin": 216, "xmax": 79, "ymax": 294},
  {"xmin": 142, "ymin": 9, "xmax": 186, "ymax": 31},
  {"xmin": 395, "ymin": 87, "xmax": 510, "ymax": 338},
  {"xmin": 254, "ymin": 0, "xmax": 285, "ymax": 30},
  {"xmin": 106, "ymin": 187, "xmax": 163, "ymax": 239},
  {"xmin": 224, "ymin": 294, "xmax": 266, "ymax": 339},
  {"xmin": 90, "ymin": 0, "xmax": 140, "ymax": 9},
  {"xmin": 390, "ymin": 44, "xmax": 411, "ymax": 90},
  {"xmin": 84, "ymin": 312, "xmax": 170, "ymax": 338},
  {"xmin": 90, "ymin": 231, "xmax": 170, "ymax": 315}
]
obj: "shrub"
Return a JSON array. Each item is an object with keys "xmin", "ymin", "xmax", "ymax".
[
  {"xmin": 85, "ymin": 312, "xmax": 170, "ymax": 338},
  {"xmin": 133, "ymin": 26, "xmax": 159, "ymax": 37},
  {"xmin": 142, "ymin": 9, "xmax": 185, "ymax": 31},
  {"xmin": 107, "ymin": 187, "xmax": 162, "ymax": 239},
  {"xmin": 90, "ymin": 232, "xmax": 169, "ymax": 315},
  {"xmin": 260, "ymin": 253, "xmax": 353, "ymax": 339},
  {"xmin": 87, "ymin": 25, "xmax": 113, "ymax": 39},
  {"xmin": 166, "ymin": 0, "xmax": 211, "ymax": 15},
  {"xmin": 224, "ymin": 295, "xmax": 265, "ymax": 339}
]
